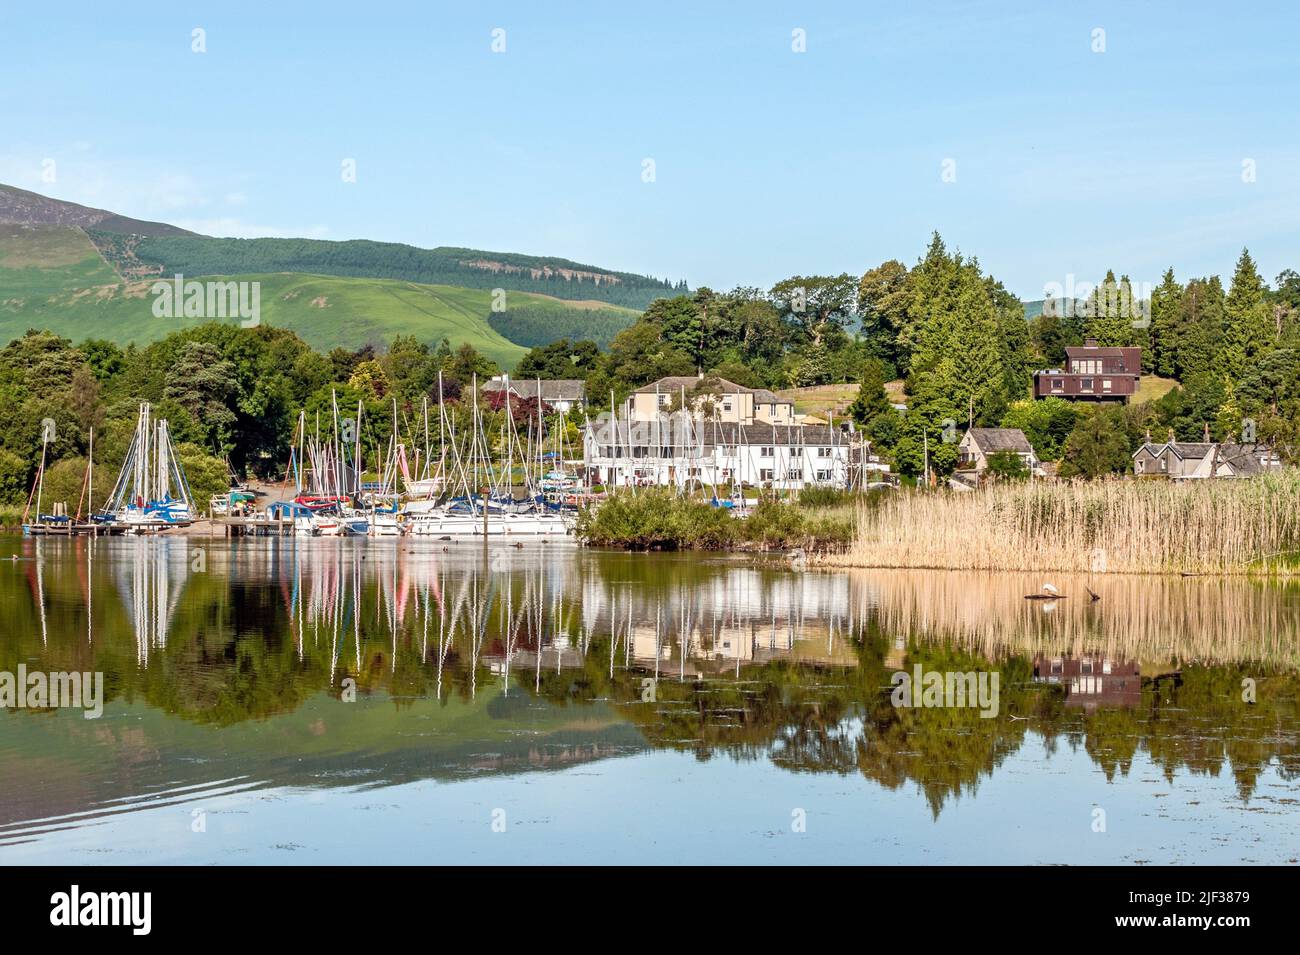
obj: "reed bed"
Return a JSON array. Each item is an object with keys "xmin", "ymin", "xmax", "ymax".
[{"xmin": 827, "ymin": 473, "xmax": 1300, "ymax": 575}]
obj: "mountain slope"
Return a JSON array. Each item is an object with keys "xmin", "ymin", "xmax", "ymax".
[
  {"xmin": 0, "ymin": 269, "xmax": 547, "ymax": 368},
  {"xmin": 0, "ymin": 223, "xmax": 119, "ymax": 296},
  {"xmin": 0, "ymin": 183, "xmax": 198, "ymax": 237},
  {"xmin": 0, "ymin": 185, "xmax": 650, "ymax": 359},
  {"xmin": 90, "ymin": 233, "xmax": 677, "ymax": 309}
]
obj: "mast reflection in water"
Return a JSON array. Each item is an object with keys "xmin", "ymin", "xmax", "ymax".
[{"xmin": 1, "ymin": 536, "xmax": 1297, "ymax": 864}]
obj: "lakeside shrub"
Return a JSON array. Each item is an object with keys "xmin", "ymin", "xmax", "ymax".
[{"xmin": 577, "ymin": 490, "xmax": 856, "ymax": 552}]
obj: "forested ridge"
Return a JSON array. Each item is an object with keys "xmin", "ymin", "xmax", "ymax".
[{"xmin": 90, "ymin": 232, "xmax": 684, "ymax": 309}]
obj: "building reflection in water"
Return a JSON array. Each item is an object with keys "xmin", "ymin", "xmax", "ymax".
[{"xmin": 1032, "ymin": 654, "xmax": 1142, "ymax": 710}]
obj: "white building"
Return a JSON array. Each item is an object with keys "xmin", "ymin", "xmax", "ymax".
[{"xmin": 583, "ymin": 412, "xmax": 853, "ymax": 490}]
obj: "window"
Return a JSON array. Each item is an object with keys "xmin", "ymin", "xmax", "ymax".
[
  {"xmin": 818, "ymin": 447, "xmax": 832, "ymax": 457},
  {"xmin": 760, "ymin": 446, "xmax": 774, "ymax": 457},
  {"xmin": 815, "ymin": 470, "xmax": 832, "ymax": 481},
  {"xmin": 722, "ymin": 399, "xmax": 732, "ymax": 412},
  {"xmin": 1102, "ymin": 378, "xmax": 1112, "ymax": 390},
  {"xmin": 1080, "ymin": 378, "xmax": 1094, "ymax": 391},
  {"xmin": 1051, "ymin": 379, "xmax": 1064, "ymax": 391},
  {"xmin": 1136, "ymin": 459, "xmax": 1144, "ymax": 473},
  {"xmin": 786, "ymin": 467, "xmax": 801, "ymax": 479},
  {"xmin": 1160, "ymin": 458, "xmax": 1167, "ymax": 472},
  {"xmin": 760, "ymin": 468, "xmax": 774, "ymax": 481},
  {"xmin": 657, "ymin": 393, "xmax": 669, "ymax": 406}
]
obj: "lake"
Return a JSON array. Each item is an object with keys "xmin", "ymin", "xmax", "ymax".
[{"xmin": 1, "ymin": 535, "xmax": 1298, "ymax": 865}]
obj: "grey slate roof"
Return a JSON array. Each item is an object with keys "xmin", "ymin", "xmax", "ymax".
[
  {"xmin": 483, "ymin": 378, "xmax": 586, "ymax": 402},
  {"xmin": 1217, "ymin": 443, "xmax": 1280, "ymax": 475},
  {"xmin": 966, "ymin": 428, "xmax": 1034, "ymax": 454},
  {"xmin": 1133, "ymin": 442, "xmax": 1214, "ymax": 460},
  {"xmin": 632, "ymin": 376, "xmax": 747, "ymax": 395}
]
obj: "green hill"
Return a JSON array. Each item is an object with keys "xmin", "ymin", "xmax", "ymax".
[
  {"xmin": 0, "ymin": 186, "xmax": 659, "ymax": 360},
  {"xmin": 92, "ymin": 232, "xmax": 680, "ymax": 310},
  {"xmin": 0, "ymin": 261, "xmax": 573, "ymax": 369},
  {"xmin": 0, "ymin": 223, "xmax": 119, "ymax": 296},
  {"xmin": 0, "ymin": 223, "xmax": 642, "ymax": 367}
]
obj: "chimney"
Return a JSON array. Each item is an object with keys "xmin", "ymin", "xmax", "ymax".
[
  {"xmin": 1144, "ymin": 428, "xmax": 1151, "ymax": 443},
  {"xmin": 1202, "ymin": 421, "xmax": 1211, "ymax": 442},
  {"xmin": 1084, "ymin": 337, "xmax": 1098, "ymax": 347}
]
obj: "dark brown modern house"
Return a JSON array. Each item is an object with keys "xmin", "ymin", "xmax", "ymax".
[{"xmin": 1033, "ymin": 338, "xmax": 1141, "ymax": 401}]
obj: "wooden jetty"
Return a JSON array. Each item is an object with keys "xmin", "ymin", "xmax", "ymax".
[{"xmin": 218, "ymin": 515, "xmax": 296, "ymax": 537}]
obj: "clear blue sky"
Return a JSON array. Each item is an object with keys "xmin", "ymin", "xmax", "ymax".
[{"xmin": 2, "ymin": 0, "xmax": 1296, "ymax": 299}]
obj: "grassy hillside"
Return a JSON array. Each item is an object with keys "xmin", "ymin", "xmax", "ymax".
[
  {"xmin": 95, "ymin": 232, "xmax": 680, "ymax": 309},
  {"xmin": 0, "ymin": 224, "xmax": 652, "ymax": 366},
  {"xmin": 0, "ymin": 223, "xmax": 119, "ymax": 296},
  {"xmin": 1135, "ymin": 374, "xmax": 1179, "ymax": 403},
  {"xmin": 777, "ymin": 382, "xmax": 862, "ymax": 420},
  {"xmin": 1, "ymin": 186, "xmax": 658, "ymax": 352},
  {"xmin": 0, "ymin": 264, "xmax": 586, "ymax": 368}
]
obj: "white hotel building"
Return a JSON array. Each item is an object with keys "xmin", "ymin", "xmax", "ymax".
[{"xmin": 582, "ymin": 376, "xmax": 855, "ymax": 490}]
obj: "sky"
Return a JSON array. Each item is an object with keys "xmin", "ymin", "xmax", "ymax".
[{"xmin": 2, "ymin": 0, "xmax": 1297, "ymax": 300}]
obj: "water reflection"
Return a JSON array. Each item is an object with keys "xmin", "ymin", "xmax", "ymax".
[{"xmin": 1, "ymin": 536, "xmax": 1299, "ymax": 852}]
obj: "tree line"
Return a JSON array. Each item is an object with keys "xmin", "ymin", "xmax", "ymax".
[{"xmin": 5, "ymin": 231, "xmax": 1297, "ymax": 507}]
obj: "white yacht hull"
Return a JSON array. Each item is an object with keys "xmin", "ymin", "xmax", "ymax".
[{"xmin": 407, "ymin": 510, "xmax": 573, "ymax": 538}]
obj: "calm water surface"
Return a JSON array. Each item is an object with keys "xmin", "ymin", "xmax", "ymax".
[{"xmin": 1, "ymin": 536, "xmax": 1298, "ymax": 865}]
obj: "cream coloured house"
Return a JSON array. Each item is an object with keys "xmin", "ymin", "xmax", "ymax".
[{"xmin": 623, "ymin": 375, "xmax": 795, "ymax": 426}]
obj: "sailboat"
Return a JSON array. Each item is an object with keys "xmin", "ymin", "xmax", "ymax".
[
  {"xmin": 404, "ymin": 373, "xmax": 573, "ymax": 538},
  {"xmin": 99, "ymin": 403, "xmax": 196, "ymax": 531},
  {"xmin": 21, "ymin": 419, "xmax": 72, "ymax": 535},
  {"xmin": 288, "ymin": 393, "xmax": 370, "ymax": 535}
]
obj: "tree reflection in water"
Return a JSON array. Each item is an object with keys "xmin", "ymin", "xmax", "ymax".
[{"xmin": 3, "ymin": 536, "xmax": 1298, "ymax": 821}]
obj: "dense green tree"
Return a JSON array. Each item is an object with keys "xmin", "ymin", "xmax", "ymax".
[
  {"xmin": 770, "ymin": 274, "xmax": 858, "ymax": 351},
  {"xmin": 1148, "ymin": 268, "xmax": 1183, "ymax": 378},
  {"xmin": 999, "ymin": 398, "xmax": 1078, "ymax": 462},
  {"xmin": 514, "ymin": 338, "xmax": 601, "ymax": 379},
  {"xmin": 985, "ymin": 449, "xmax": 1029, "ymax": 480},
  {"xmin": 1058, "ymin": 405, "xmax": 1134, "ymax": 478},
  {"xmin": 847, "ymin": 358, "xmax": 893, "ymax": 428},
  {"xmin": 1218, "ymin": 248, "xmax": 1273, "ymax": 381},
  {"xmin": 857, "ymin": 260, "xmax": 910, "ymax": 368},
  {"xmin": 905, "ymin": 235, "xmax": 1026, "ymax": 428},
  {"xmin": 163, "ymin": 341, "xmax": 241, "ymax": 454}
]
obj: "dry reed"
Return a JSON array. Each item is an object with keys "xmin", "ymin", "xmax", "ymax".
[{"xmin": 827, "ymin": 473, "xmax": 1300, "ymax": 575}]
